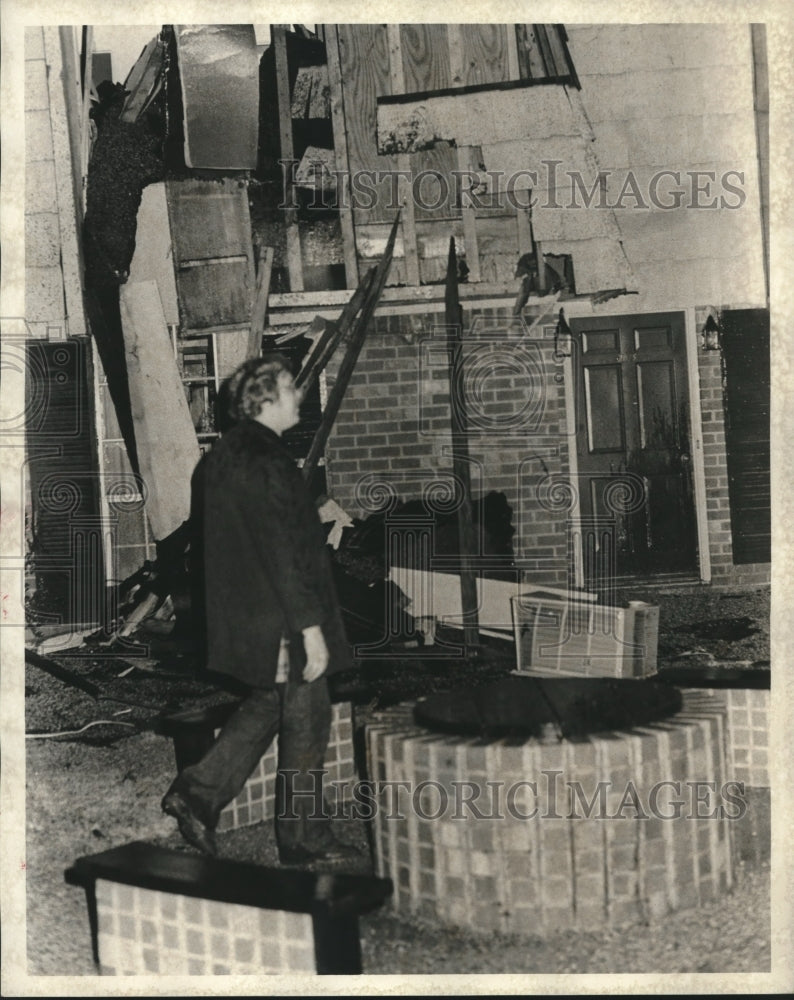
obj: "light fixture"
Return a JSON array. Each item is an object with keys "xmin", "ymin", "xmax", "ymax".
[
  {"xmin": 702, "ymin": 314, "xmax": 721, "ymax": 351},
  {"xmin": 554, "ymin": 308, "xmax": 573, "ymax": 359}
]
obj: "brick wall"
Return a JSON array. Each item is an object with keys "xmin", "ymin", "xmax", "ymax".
[
  {"xmin": 324, "ymin": 306, "xmax": 572, "ymax": 587},
  {"xmin": 324, "ymin": 302, "xmax": 769, "ymax": 592},
  {"xmin": 695, "ymin": 307, "xmax": 770, "ymax": 587}
]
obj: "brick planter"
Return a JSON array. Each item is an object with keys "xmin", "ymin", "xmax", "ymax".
[
  {"xmin": 65, "ymin": 842, "xmax": 392, "ymax": 975},
  {"xmin": 366, "ymin": 691, "xmax": 734, "ymax": 935}
]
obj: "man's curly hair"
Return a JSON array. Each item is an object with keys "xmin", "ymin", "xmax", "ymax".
[{"xmin": 224, "ymin": 354, "xmax": 293, "ymax": 425}]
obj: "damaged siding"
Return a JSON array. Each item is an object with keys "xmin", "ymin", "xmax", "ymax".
[{"xmin": 567, "ymin": 23, "xmax": 766, "ymax": 312}]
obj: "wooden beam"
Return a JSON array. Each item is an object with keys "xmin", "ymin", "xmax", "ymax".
[
  {"xmin": 445, "ymin": 237, "xmax": 480, "ymax": 652},
  {"xmin": 457, "ymin": 146, "xmax": 482, "ymax": 283},
  {"xmin": 447, "ymin": 23, "xmax": 464, "ymax": 85},
  {"xmin": 506, "ymin": 24, "xmax": 521, "ymax": 80},
  {"xmin": 387, "ymin": 24, "xmax": 420, "ymax": 287},
  {"xmin": 249, "ymin": 245, "xmax": 274, "ymax": 357},
  {"xmin": 302, "ymin": 214, "xmax": 400, "ymax": 481},
  {"xmin": 272, "ymin": 25, "xmax": 303, "ymax": 291},
  {"xmin": 325, "ymin": 25, "xmax": 359, "ymax": 288},
  {"xmin": 534, "ymin": 239, "xmax": 546, "ymax": 293},
  {"xmin": 516, "ymin": 207, "xmax": 533, "ymax": 257}
]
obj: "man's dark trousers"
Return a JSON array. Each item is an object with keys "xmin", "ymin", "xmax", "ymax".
[{"xmin": 170, "ymin": 676, "xmax": 333, "ymax": 851}]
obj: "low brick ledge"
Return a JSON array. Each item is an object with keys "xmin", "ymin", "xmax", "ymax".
[{"xmin": 66, "ymin": 841, "xmax": 392, "ymax": 975}]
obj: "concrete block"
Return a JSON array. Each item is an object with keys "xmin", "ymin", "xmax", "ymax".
[
  {"xmin": 627, "ymin": 115, "xmax": 691, "ymax": 169},
  {"xmin": 25, "ymin": 59, "xmax": 50, "ymax": 112},
  {"xmin": 25, "ymin": 27, "xmax": 45, "ymax": 60},
  {"xmin": 590, "ymin": 120, "xmax": 632, "ymax": 170},
  {"xmin": 26, "ymin": 110, "xmax": 55, "ymax": 163},
  {"xmin": 25, "ymin": 264, "xmax": 65, "ymax": 323},
  {"xmin": 25, "ymin": 212, "xmax": 61, "ymax": 268},
  {"xmin": 26, "ymin": 159, "xmax": 58, "ymax": 214}
]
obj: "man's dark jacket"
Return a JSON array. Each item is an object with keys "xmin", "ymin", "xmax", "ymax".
[{"xmin": 195, "ymin": 418, "xmax": 352, "ymax": 688}]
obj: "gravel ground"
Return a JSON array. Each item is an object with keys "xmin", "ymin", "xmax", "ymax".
[{"xmin": 17, "ymin": 585, "xmax": 775, "ymax": 983}]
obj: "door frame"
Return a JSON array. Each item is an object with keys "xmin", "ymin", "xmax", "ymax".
[
  {"xmin": 563, "ymin": 307, "xmax": 710, "ymax": 586},
  {"xmin": 684, "ymin": 307, "xmax": 711, "ymax": 583}
]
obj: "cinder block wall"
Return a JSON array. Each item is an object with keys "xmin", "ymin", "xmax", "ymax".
[
  {"xmin": 25, "ymin": 27, "xmax": 67, "ymax": 339},
  {"xmin": 324, "ymin": 306, "xmax": 571, "ymax": 587}
]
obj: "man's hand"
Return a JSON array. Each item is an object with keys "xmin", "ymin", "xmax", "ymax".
[{"xmin": 301, "ymin": 624, "xmax": 329, "ymax": 682}]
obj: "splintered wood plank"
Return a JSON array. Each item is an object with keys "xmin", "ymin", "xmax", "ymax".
[
  {"xmin": 336, "ymin": 23, "xmax": 398, "ymax": 224},
  {"xmin": 273, "ymin": 24, "xmax": 304, "ymax": 291},
  {"xmin": 302, "ymin": 214, "xmax": 400, "ymax": 480},
  {"xmin": 249, "ymin": 245, "xmax": 274, "ymax": 356},
  {"xmin": 127, "ymin": 183, "xmax": 179, "ymax": 325},
  {"xmin": 399, "ymin": 24, "xmax": 451, "ymax": 91},
  {"xmin": 325, "ymin": 25, "xmax": 359, "ymax": 287},
  {"xmin": 120, "ymin": 280, "xmax": 200, "ymax": 541},
  {"xmin": 460, "ymin": 24, "xmax": 510, "ymax": 86},
  {"xmin": 457, "ymin": 147, "xmax": 481, "ymax": 281},
  {"xmin": 387, "ymin": 24, "xmax": 420, "ymax": 284}
]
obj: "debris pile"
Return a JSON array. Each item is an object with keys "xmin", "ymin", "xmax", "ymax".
[{"xmin": 83, "ymin": 80, "xmax": 166, "ymax": 288}]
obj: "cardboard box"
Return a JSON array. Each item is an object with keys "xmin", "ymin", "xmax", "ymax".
[{"xmin": 511, "ymin": 589, "xmax": 659, "ymax": 678}]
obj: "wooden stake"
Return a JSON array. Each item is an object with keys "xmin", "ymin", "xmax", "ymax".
[
  {"xmin": 445, "ymin": 237, "xmax": 480, "ymax": 652},
  {"xmin": 249, "ymin": 245, "xmax": 274, "ymax": 357},
  {"xmin": 297, "ymin": 268, "xmax": 377, "ymax": 392}
]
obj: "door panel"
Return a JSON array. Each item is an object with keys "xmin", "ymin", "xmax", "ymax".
[{"xmin": 572, "ymin": 312, "xmax": 696, "ymax": 580}]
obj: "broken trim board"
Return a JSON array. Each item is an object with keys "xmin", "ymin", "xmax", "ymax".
[{"xmin": 120, "ymin": 280, "xmax": 201, "ymax": 541}]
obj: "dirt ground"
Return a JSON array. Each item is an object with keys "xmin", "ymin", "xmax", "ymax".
[{"xmin": 20, "ymin": 585, "xmax": 772, "ymax": 979}]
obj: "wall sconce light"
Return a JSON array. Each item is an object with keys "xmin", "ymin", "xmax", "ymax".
[
  {"xmin": 554, "ymin": 308, "xmax": 573, "ymax": 359},
  {"xmin": 702, "ymin": 314, "xmax": 721, "ymax": 351}
]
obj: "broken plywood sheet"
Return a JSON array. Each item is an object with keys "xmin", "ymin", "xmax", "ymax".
[
  {"xmin": 294, "ymin": 146, "xmax": 337, "ymax": 191},
  {"xmin": 127, "ymin": 183, "xmax": 179, "ymax": 325},
  {"xmin": 388, "ymin": 567, "xmax": 523, "ymax": 637},
  {"xmin": 175, "ymin": 25, "xmax": 259, "ymax": 170},
  {"xmin": 390, "ymin": 567, "xmax": 597, "ymax": 639},
  {"xmin": 166, "ymin": 177, "xmax": 255, "ymax": 333},
  {"xmin": 377, "ymin": 85, "xmax": 576, "ymax": 154},
  {"xmin": 120, "ymin": 280, "xmax": 201, "ymax": 541},
  {"xmin": 290, "ymin": 64, "xmax": 331, "ymax": 118}
]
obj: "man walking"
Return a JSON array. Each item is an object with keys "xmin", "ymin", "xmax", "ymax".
[{"xmin": 162, "ymin": 355, "xmax": 356, "ymax": 866}]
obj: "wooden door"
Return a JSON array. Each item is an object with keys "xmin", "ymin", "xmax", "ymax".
[{"xmin": 571, "ymin": 312, "xmax": 697, "ymax": 580}]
